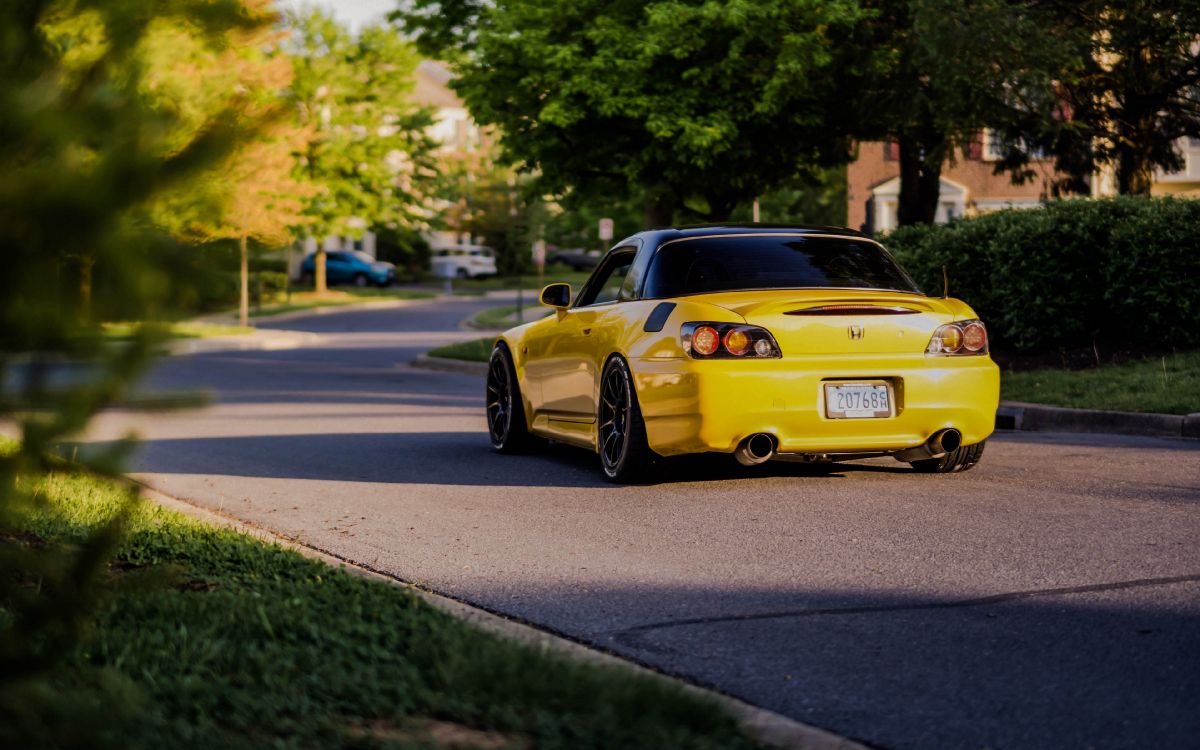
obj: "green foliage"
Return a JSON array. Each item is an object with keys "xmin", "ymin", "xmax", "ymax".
[
  {"xmin": 883, "ymin": 197, "xmax": 1200, "ymax": 351},
  {"xmin": 728, "ymin": 166, "xmax": 849, "ymax": 227},
  {"xmin": 0, "ymin": 1, "xmax": 265, "ymax": 744},
  {"xmin": 288, "ymin": 9, "xmax": 439, "ymax": 240},
  {"xmin": 427, "ymin": 337, "xmax": 495, "ymax": 362},
  {"xmin": 1001, "ymin": 1, "xmax": 1200, "ymax": 195},
  {"xmin": 11, "ymin": 466, "xmax": 766, "ymax": 750},
  {"xmin": 1001, "ymin": 350, "xmax": 1200, "ymax": 415},
  {"xmin": 398, "ymin": 0, "xmax": 867, "ymax": 224},
  {"xmin": 375, "ymin": 225, "xmax": 431, "ymax": 280}
]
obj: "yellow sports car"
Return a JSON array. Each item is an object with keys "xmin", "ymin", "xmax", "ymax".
[{"xmin": 487, "ymin": 226, "xmax": 999, "ymax": 481}]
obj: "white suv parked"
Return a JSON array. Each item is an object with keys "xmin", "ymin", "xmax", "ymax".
[{"xmin": 431, "ymin": 246, "xmax": 498, "ymax": 279}]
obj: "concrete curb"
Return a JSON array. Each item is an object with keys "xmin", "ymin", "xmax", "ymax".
[
  {"xmin": 998, "ymin": 400, "xmax": 1199, "ymax": 440},
  {"xmin": 139, "ymin": 485, "xmax": 866, "ymax": 750},
  {"xmin": 194, "ymin": 296, "xmax": 439, "ymax": 327},
  {"xmin": 413, "ymin": 352, "xmax": 490, "ymax": 376}
]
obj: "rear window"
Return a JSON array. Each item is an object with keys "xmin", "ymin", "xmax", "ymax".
[{"xmin": 643, "ymin": 234, "xmax": 921, "ymax": 298}]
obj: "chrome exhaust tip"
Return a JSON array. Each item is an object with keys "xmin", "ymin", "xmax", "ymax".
[
  {"xmin": 929, "ymin": 428, "xmax": 962, "ymax": 456},
  {"xmin": 893, "ymin": 428, "xmax": 962, "ymax": 462},
  {"xmin": 735, "ymin": 433, "xmax": 777, "ymax": 466}
]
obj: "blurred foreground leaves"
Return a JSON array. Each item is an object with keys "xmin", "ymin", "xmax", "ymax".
[{"xmin": 0, "ymin": 1, "xmax": 276, "ymax": 745}]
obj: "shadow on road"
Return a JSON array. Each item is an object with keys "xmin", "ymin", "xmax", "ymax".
[{"xmin": 112, "ymin": 432, "xmax": 919, "ymax": 488}]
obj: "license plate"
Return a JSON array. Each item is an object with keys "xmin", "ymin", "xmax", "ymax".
[{"xmin": 824, "ymin": 382, "xmax": 892, "ymax": 419}]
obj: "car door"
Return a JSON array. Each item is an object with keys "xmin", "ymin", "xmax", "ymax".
[
  {"xmin": 536, "ymin": 249, "xmax": 637, "ymax": 422},
  {"xmin": 325, "ymin": 252, "xmax": 351, "ymax": 284}
]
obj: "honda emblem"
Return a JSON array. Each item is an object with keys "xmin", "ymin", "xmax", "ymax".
[{"xmin": 848, "ymin": 325, "xmax": 864, "ymax": 340}]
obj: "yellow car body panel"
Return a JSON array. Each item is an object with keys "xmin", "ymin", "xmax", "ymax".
[{"xmin": 498, "ymin": 285, "xmax": 999, "ymax": 458}]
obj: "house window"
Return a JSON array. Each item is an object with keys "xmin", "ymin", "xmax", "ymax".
[
  {"xmin": 982, "ymin": 128, "xmax": 1046, "ymax": 161},
  {"xmin": 884, "ymin": 140, "xmax": 900, "ymax": 161}
]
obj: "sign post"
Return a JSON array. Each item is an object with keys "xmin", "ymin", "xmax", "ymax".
[{"xmin": 532, "ymin": 238, "xmax": 546, "ymax": 280}]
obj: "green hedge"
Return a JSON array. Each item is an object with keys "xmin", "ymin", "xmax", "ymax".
[{"xmin": 882, "ymin": 196, "xmax": 1200, "ymax": 351}]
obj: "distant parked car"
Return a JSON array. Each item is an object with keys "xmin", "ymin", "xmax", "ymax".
[
  {"xmin": 546, "ymin": 249, "xmax": 601, "ymax": 271},
  {"xmin": 299, "ymin": 250, "xmax": 395, "ymax": 287},
  {"xmin": 431, "ymin": 246, "xmax": 497, "ymax": 279}
]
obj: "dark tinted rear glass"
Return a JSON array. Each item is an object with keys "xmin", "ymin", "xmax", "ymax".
[{"xmin": 644, "ymin": 235, "xmax": 921, "ymax": 298}]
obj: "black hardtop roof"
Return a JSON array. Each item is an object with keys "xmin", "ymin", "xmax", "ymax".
[{"xmin": 626, "ymin": 224, "xmax": 871, "ymax": 248}]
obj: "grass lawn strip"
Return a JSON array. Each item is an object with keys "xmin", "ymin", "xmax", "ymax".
[
  {"xmin": 1001, "ymin": 350, "xmax": 1199, "ymax": 415},
  {"xmin": 470, "ymin": 305, "xmax": 553, "ymax": 330},
  {"xmin": 249, "ymin": 288, "xmax": 436, "ymax": 318},
  {"xmin": 14, "ymin": 464, "xmax": 765, "ymax": 750},
  {"xmin": 428, "ymin": 337, "xmax": 495, "ymax": 363},
  {"xmin": 103, "ymin": 321, "xmax": 255, "ymax": 339}
]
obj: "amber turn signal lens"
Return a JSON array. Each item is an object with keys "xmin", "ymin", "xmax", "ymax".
[
  {"xmin": 723, "ymin": 329, "xmax": 751, "ymax": 356},
  {"xmin": 962, "ymin": 322, "xmax": 987, "ymax": 352},
  {"xmin": 938, "ymin": 325, "xmax": 964, "ymax": 353},
  {"xmin": 692, "ymin": 325, "xmax": 720, "ymax": 356}
]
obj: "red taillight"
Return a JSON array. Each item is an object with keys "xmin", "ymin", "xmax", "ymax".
[
  {"xmin": 962, "ymin": 322, "xmax": 987, "ymax": 352},
  {"xmin": 692, "ymin": 325, "xmax": 720, "ymax": 356},
  {"xmin": 723, "ymin": 328, "xmax": 751, "ymax": 356},
  {"xmin": 681, "ymin": 322, "xmax": 781, "ymax": 359}
]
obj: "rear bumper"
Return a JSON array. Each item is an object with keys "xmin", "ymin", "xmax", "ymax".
[{"xmin": 629, "ymin": 354, "xmax": 999, "ymax": 456}]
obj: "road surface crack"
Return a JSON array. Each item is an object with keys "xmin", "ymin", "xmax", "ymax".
[{"xmin": 610, "ymin": 572, "xmax": 1200, "ymax": 652}]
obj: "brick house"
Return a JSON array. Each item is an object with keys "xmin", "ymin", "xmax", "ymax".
[{"xmin": 847, "ymin": 134, "xmax": 1200, "ymax": 234}]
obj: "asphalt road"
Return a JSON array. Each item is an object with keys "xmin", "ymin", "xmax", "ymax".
[{"xmin": 86, "ymin": 297, "xmax": 1200, "ymax": 750}]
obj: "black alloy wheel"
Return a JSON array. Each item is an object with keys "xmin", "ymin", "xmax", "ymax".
[
  {"xmin": 597, "ymin": 357, "xmax": 654, "ymax": 482},
  {"xmin": 486, "ymin": 345, "xmax": 534, "ymax": 452}
]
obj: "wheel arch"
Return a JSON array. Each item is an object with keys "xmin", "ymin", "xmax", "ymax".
[{"xmin": 491, "ymin": 336, "xmax": 535, "ymax": 426}]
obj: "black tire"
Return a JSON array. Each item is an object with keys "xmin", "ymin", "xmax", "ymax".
[
  {"xmin": 353, "ymin": 273, "xmax": 368, "ymax": 287},
  {"xmin": 456, "ymin": 267, "xmax": 470, "ymax": 279},
  {"xmin": 597, "ymin": 356, "xmax": 655, "ymax": 483},
  {"xmin": 486, "ymin": 344, "xmax": 537, "ymax": 453},
  {"xmin": 911, "ymin": 439, "xmax": 986, "ymax": 473}
]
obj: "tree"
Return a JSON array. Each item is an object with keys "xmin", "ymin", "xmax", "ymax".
[
  {"xmin": 0, "ymin": 0, "xmax": 263, "ymax": 742},
  {"xmin": 838, "ymin": 0, "xmax": 1068, "ymax": 225},
  {"xmin": 145, "ymin": 0, "xmax": 312, "ymax": 325},
  {"xmin": 1012, "ymin": 1, "xmax": 1200, "ymax": 195},
  {"xmin": 288, "ymin": 10, "xmax": 439, "ymax": 293},
  {"xmin": 396, "ymin": 0, "xmax": 867, "ymax": 226}
]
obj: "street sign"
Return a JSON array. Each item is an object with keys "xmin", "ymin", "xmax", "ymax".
[{"xmin": 598, "ymin": 217, "xmax": 614, "ymax": 242}]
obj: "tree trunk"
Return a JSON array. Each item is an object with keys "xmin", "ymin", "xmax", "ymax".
[
  {"xmin": 79, "ymin": 255, "xmax": 94, "ymax": 321},
  {"xmin": 896, "ymin": 136, "xmax": 945, "ymax": 226},
  {"xmin": 644, "ymin": 190, "xmax": 678, "ymax": 229},
  {"xmin": 238, "ymin": 235, "xmax": 249, "ymax": 327},
  {"xmin": 1116, "ymin": 137, "xmax": 1155, "ymax": 195},
  {"xmin": 315, "ymin": 247, "xmax": 327, "ymax": 294}
]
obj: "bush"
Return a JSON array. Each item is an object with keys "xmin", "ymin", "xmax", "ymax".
[{"xmin": 882, "ymin": 196, "xmax": 1200, "ymax": 351}]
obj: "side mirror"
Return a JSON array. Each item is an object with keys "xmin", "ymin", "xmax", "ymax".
[{"xmin": 539, "ymin": 283, "xmax": 571, "ymax": 309}]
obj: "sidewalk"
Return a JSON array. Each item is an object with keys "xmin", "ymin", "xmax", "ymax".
[{"xmin": 166, "ymin": 327, "xmax": 323, "ymax": 356}]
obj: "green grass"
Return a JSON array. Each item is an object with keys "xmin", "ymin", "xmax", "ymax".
[
  {"xmin": 470, "ymin": 304, "xmax": 553, "ymax": 330},
  {"xmin": 427, "ymin": 337, "xmax": 494, "ymax": 363},
  {"xmin": 249, "ymin": 288, "xmax": 436, "ymax": 318},
  {"xmin": 1002, "ymin": 350, "xmax": 1200, "ymax": 414},
  {"xmin": 103, "ymin": 322, "xmax": 254, "ymax": 339},
  {"xmin": 9, "ymin": 466, "xmax": 764, "ymax": 750}
]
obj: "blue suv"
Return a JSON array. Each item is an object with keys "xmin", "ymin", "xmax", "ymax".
[{"xmin": 299, "ymin": 251, "xmax": 396, "ymax": 287}]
